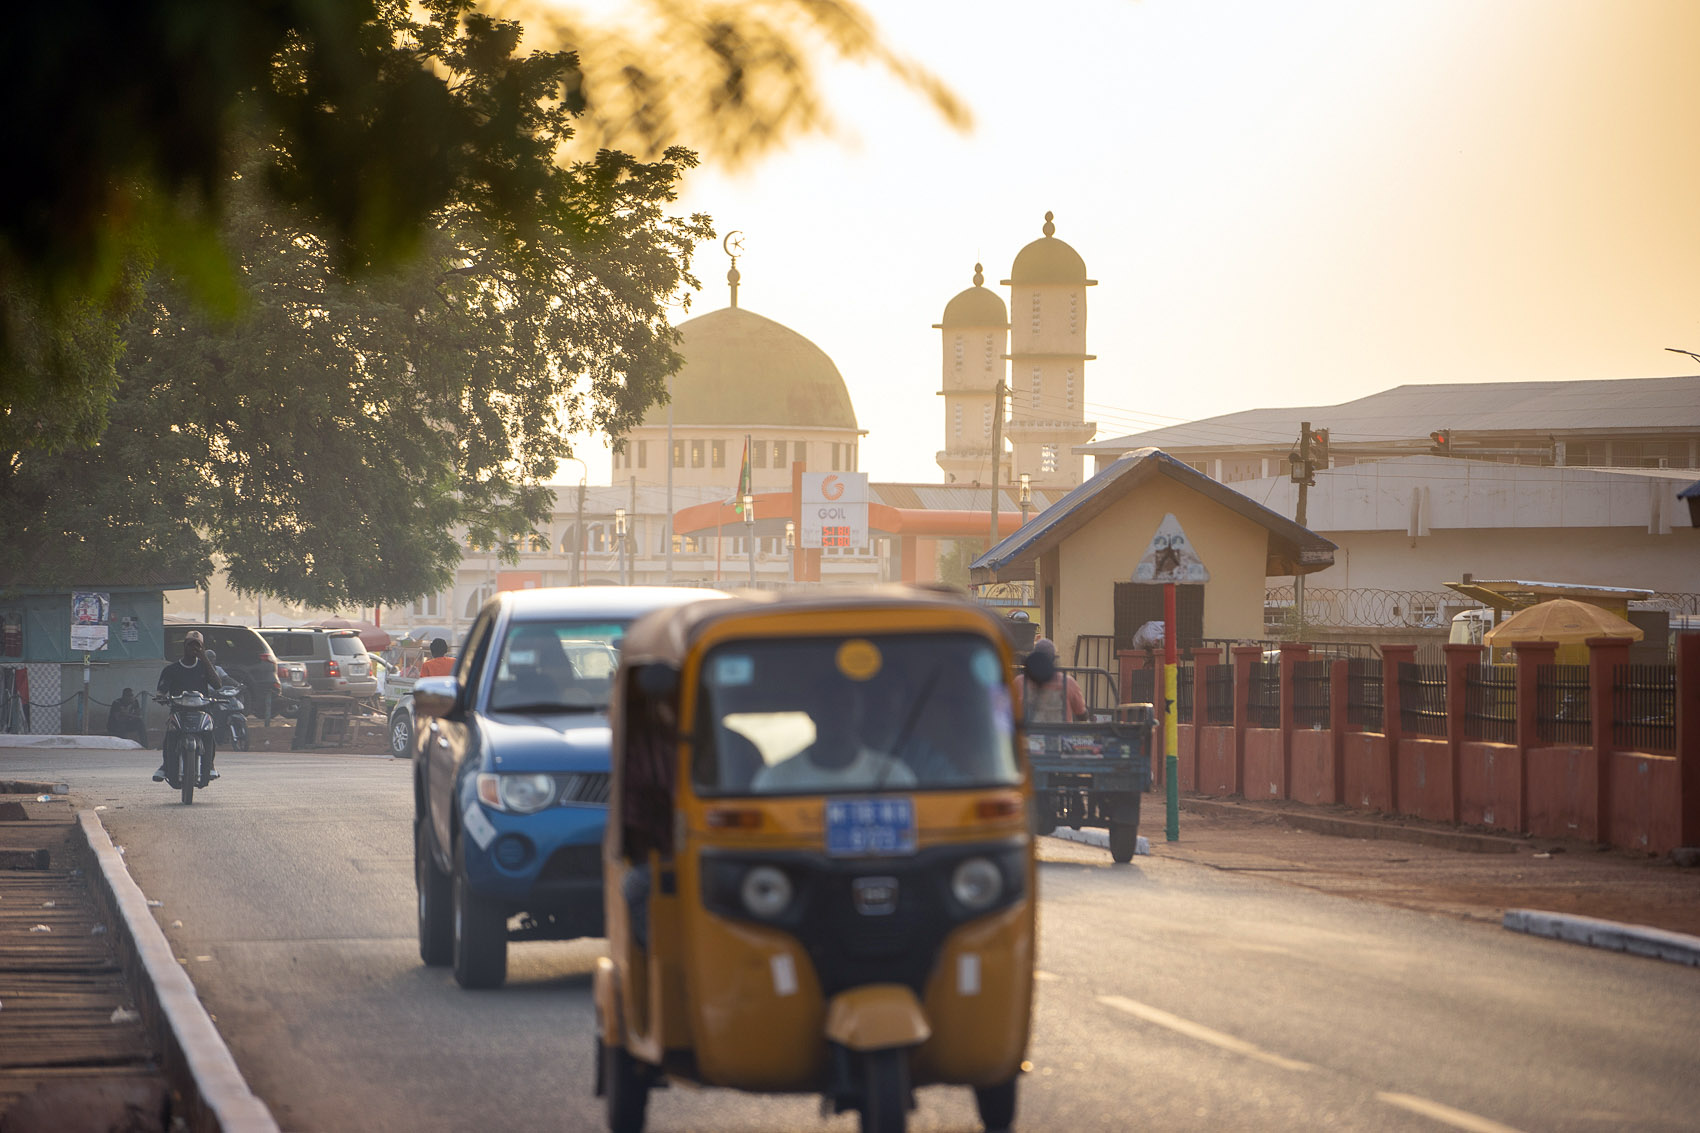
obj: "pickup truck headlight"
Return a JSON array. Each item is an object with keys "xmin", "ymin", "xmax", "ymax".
[{"xmin": 475, "ymin": 773, "xmax": 557, "ymax": 814}]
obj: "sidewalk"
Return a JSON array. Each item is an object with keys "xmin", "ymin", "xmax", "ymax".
[{"xmin": 1046, "ymin": 793, "xmax": 1700, "ymax": 943}]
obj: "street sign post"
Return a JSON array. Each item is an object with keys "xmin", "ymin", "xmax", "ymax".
[{"xmin": 1134, "ymin": 515, "xmax": 1210, "ymax": 842}]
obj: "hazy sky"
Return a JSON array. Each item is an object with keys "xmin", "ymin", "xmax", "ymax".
[{"xmin": 570, "ymin": 0, "xmax": 1700, "ymax": 487}]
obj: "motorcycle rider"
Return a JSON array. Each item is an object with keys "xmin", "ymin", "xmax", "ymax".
[{"xmin": 154, "ymin": 630, "xmax": 221, "ymax": 786}]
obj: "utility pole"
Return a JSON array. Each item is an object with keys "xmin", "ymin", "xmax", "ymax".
[
  {"xmin": 573, "ymin": 478, "xmax": 586, "ymax": 586},
  {"xmin": 1290, "ymin": 421, "xmax": 1316, "ymax": 637},
  {"xmin": 987, "ymin": 380, "xmax": 1006, "ymax": 545}
]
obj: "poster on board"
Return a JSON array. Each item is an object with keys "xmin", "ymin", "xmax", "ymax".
[{"xmin": 71, "ymin": 591, "xmax": 110, "ymax": 652}]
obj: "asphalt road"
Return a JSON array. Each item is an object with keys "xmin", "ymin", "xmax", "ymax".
[{"xmin": 7, "ymin": 744, "xmax": 1700, "ymax": 1132}]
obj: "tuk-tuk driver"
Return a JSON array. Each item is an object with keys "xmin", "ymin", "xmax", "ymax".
[{"xmin": 750, "ymin": 685, "xmax": 917, "ymax": 792}]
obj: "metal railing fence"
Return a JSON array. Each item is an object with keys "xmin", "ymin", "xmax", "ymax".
[{"xmin": 1398, "ymin": 662, "xmax": 1447, "ymax": 737}]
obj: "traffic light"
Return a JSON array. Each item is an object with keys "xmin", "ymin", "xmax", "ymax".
[
  {"xmin": 1429, "ymin": 429, "xmax": 1451, "ymax": 454},
  {"xmin": 1307, "ymin": 428, "xmax": 1329, "ymax": 466}
]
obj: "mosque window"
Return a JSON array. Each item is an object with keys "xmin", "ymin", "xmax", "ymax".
[
  {"xmin": 752, "ymin": 440, "xmax": 767, "ymax": 468},
  {"xmin": 1030, "ymin": 293, "xmax": 1041, "ymax": 334},
  {"xmin": 637, "ymin": 440, "xmax": 648, "ymax": 469},
  {"xmin": 413, "ymin": 593, "xmax": 443, "ymax": 618},
  {"xmin": 982, "ymin": 404, "xmax": 991, "ymax": 437},
  {"xmin": 984, "ymin": 334, "xmax": 994, "ymax": 371},
  {"xmin": 672, "ymin": 440, "xmax": 685, "ymax": 468},
  {"xmin": 691, "ymin": 440, "xmax": 705, "ymax": 468},
  {"xmin": 794, "ymin": 441, "xmax": 807, "ymax": 470},
  {"xmin": 954, "ymin": 335, "xmax": 963, "ymax": 374},
  {"xmin": 712, "ymin": 439, "xmax": 726, "ymax": 468},
  {"xmin": 527, "ymin": 534, "xmax": 550, "ymax": 553},
  {"xmin": 953, "ymin": 404, "xmax": 963, "ymax": 439},
  {"xmin": 1030, "ymin": 367, "xmax": 1042, "ymax": 406},
  {"xmin": 773, "ymin": 440, "xmax": 786, "ymax": 467},
  {"xmin": 1042, "ymin": 444, "xmax": 1058, "ymax": 473},
  {"xmin": 1066, "ymin": 368, "xmax": 1076, "ymax": 410},
  {"xmin": 1070, "ymin": 293, "xmax": 1078, "ymax": 335},
  {"xmin": 831, "ymin": 443, "xmax": 841, "ymax": 471}
]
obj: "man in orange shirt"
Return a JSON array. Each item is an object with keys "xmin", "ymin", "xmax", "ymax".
[{"xmin": 417, "ymin": 638, "xmax": 455, "ymax": 678}]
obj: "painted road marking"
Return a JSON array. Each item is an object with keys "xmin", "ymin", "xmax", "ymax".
[
  {"xmin": 1097, "ymin": 996, "xmax": 1316, "ymax": 1072},
  {"xmin": 1098, "ymin": 994, "xmax": 1528, "ymax": 1132},
  {"xmin": 1377, "ymin": 1092, "xmax": 1527, "ymax": 1133}
]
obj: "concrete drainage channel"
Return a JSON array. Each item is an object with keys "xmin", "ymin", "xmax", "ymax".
[{"xmin": 77, "ymin": 810, "xmax": 279, "ymax": 1133}]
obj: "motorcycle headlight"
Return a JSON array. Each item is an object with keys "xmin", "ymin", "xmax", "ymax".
[
  {"xmin": 476, "ymin": 773, "xmax": 557, "ymax": 814},
  {"xmin": 740, "ymin": 865, "xmax": 793, "ymax": 919},
  {"xmin": 951, "ymin": 857, "xmax": 1002, "ymax": 911}
]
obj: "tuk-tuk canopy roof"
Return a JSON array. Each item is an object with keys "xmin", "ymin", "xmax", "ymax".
[{"xmin": 620, "ymin": 584, "xmax": 1005, "ymax": 669}]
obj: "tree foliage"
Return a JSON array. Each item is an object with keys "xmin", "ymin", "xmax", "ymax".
[
  {"xmin": 1, "ymin": 0, "xmax": 963, "ymax": 450},
  {"xmin": 0, "ymin": 7, "xmax": 711, "ymax": 606}
]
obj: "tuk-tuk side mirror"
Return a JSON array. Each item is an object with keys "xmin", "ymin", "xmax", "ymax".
[
  {"xmin": 635, "ymin": 662, "xmax": 679, "ymax": 701},
  {"xmin": 412, "ymin": 675, "xmax": 460, "ymax": 719}
]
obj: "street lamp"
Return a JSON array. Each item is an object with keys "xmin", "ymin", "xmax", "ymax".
[
  {"xmin": 614, "ymin": 508, "xmax": 628, "ymax": 586},
  {"xmin": 743, "ymin": 493, "xmax": 756, "ymax": 588},
  {"xmin": 784, "ymin": 520, "xmax": 796, "ymax": 585},
  {"xmin": 1018, "ymin": 473, "xmax": 1033, "ymax": 529},
  {"xmin": 560, "ymin": 456, "xmax": 588, "ymax": 586}
]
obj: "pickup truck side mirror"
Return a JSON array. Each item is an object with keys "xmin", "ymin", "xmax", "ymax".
[{"xmin": 412, "ymin": 675, "xmax": 461, "ymax": 719}]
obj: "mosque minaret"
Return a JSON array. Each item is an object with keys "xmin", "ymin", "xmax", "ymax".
[
  {"xmin": 932, "ymin": 263, "xmax": 1009, "ymax": 485},
  {"xmin": 1002, "ymin": 211, "xmax": 1097, "ymax": 489}
]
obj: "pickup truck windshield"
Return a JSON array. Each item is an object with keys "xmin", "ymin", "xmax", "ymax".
[
  {"xmin": 488, "ymin": 620, "xmax": 626, "ymax": 713},
  {"xmin": 691, "ymin": 632, "xmax": 1018, "ymax": 796}
]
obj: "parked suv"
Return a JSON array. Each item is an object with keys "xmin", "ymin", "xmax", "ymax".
[
  {"xmin": 164, "ymin": 624, "xmax": 282, "ymax": 717},
  {"xmin": 259, "ymin": 628, "xmax": 379, "ymax": 702}
]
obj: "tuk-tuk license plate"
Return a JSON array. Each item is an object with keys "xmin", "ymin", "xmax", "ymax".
[{"xmin": 825, "ymin": 798, "xmax": 917, "ymax": 857}]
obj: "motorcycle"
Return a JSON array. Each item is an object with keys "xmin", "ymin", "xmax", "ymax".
[
  {"xmin": 210, "ymin": 685, "xmax": 249, "ymax": 751},
  {"xmin": 158, "ymin": 691, "xmax": 218, "ymax": 804}
]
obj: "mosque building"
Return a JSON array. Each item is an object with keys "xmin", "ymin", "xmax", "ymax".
[{"xmin": 387, "ymin": 216, "xmax": 1075, "ymax": 639}]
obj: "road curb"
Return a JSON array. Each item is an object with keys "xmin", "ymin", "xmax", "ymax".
[
  {"xmin": 76, "ymin": 810, "xmax": 280, "ymax": 1132},
  {"xmin": 1502, "ymin": 908, "xmax": 1700, "ymax": 967}
]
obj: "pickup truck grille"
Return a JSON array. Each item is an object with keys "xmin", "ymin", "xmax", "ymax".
[{"xmin": 558, "ymin": 772, "xmax": 610, "ymax": 805}]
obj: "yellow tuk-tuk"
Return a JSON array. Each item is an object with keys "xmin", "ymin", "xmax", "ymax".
[{"xmin": 595, "ymin": 587, "xmax": 1035, "ymax": 1133}]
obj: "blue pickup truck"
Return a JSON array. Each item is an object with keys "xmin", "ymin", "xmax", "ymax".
[{"xmin": 411, "ymin": 586, "xmax": 728, "ymax": 988}]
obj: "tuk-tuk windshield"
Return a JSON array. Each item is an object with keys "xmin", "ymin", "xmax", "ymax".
[
  {"xmin": 488, "ymin": 620, "xmax": 625, "ymax": 713},
  {"xmin": 691, "ymin": 632, "xmax": 1018, "ymax": 796}
]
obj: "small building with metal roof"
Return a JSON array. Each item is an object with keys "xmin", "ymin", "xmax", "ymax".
[{"xmin": 969, "ymin": 449, "xmax": 1336, "ymax": 661}]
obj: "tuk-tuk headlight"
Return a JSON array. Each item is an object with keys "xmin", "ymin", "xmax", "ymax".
[
  {"xmin": 740, "ymin": 865, "xmax": 793, "ymax": 919},
  {"xmin": 477, "ymin": 773, "xmax": 557, "ymax": 814},
  {"xmin": 951, "ymin": 857, "xmax": 1003, "ymax": 911}
]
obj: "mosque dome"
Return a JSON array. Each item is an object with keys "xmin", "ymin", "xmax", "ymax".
[
  {"xmin": 1007, "ymin": 211, "xmax": 1092, "ymax": 285},
  {"xmin": 644, "ymin": 306, "xmax": 858, "ymax": 430},
  {"xmin": 938, "ymin": 263, "xmax": 1009, "ymax": 327}
]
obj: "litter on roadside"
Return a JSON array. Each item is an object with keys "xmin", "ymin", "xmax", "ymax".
[
  {"xmin": 29, "ymin": 924, "xmax": 50, "ymax": 933},
  {"xmin": 110, "ymin": 1007, "xmax": 140, "ymax": 1024}
]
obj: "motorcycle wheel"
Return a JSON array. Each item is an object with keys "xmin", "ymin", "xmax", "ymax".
[{"xmin": 181, "ymin": 737, "xmax": 198, "ymax": 804}]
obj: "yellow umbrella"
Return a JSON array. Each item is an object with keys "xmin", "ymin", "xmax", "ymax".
[{"xmin": 1483, "ymin": 598, "xmax": 1644, "ymax": 647}]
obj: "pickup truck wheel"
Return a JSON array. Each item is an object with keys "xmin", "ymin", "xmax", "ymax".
[
  {"xmin": 416, "ymin": 819, "xmax": 452, "ymax": 966},
  {"xmin": 389, "ymin": 711, "xmax": 414, "ymax": 758},
  {"xmin": 974, "ymin": 1078, "xmax": 1018, "ymax": 1131},
  {"xmin": 452, "ymin": 841, "xmax": 508, "ymax": 989},
  {"xmin": 602, "ymin": 1040, "xmax": 650, "ymax": 1133}
]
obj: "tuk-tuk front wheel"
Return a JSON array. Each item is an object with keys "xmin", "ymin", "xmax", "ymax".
[
  {"xmin": 975, "ymin": 1078, "xmax": 1018, "ymax": 1131},
  {"xmin": 859, "ymin": 1048, "xmax": 909, "ymax": 1133},
  {"xmin": 601, "ymin": 1040, "xmax": 650, "ymax": 1133}
]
